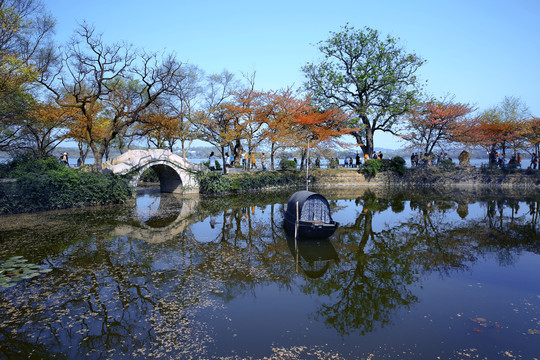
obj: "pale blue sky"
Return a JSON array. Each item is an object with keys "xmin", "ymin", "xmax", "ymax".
[{"xmin": 46, "ymin": 0, "xmax": 540, "ymax": 149}]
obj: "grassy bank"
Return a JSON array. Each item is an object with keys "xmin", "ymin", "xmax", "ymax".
[{"xmin": 0, "ymin": 156, "xmax": 133, "ymax": 214}]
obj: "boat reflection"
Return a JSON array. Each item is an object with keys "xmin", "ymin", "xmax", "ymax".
[{"xmin": 287, "ymin": 236, "xmax": 339, "ymax": 278}]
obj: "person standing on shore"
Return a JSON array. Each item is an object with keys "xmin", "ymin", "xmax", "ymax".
[
  {"xmin": 489, "ymin": 150, "xmax": 497, "ymax": 168},
  {"xmin": 261, "ymin": 153, "xmax": 266, "ymax": 170},
  {"xmin": 498, "ymin": 154, "xmax": 505, "ymax": 169},
  {"xmin": 224, "ymin": 152, "xmax": 230, "ymax": 174},
  {"xmin": 530, "ymin": 154, "xmax": 538, "ymax": 169},
  {"xmin": 209, "ymin": 151, "xmax": 216, "ymax": 171},
  {"xmin": 60, "ymin": 152, "xmax": 69, "ymax": 167}
]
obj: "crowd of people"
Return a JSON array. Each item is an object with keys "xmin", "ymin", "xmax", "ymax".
[
  {"xmin": 488, "ymin": 150, "xmax": 539, "ymax": 169},
  {"xmin": 208, "ymin": 150, "xmax": 267, "ymax": 172},
  {"xmin": 500, "ymin": 152, "xmax": 520, "ymax": 169},
  {"xmin": 326, "ymin": 151, "xmax": 385, "ymax": 169},
  {"xmin": 410, "ymin": 152, "xmax": 452, "ymax": 167}
]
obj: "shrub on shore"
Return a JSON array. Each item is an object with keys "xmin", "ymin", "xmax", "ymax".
[
  {"xmin": 361, "ymin": 157, "xmax": 406, "ymax": 176},
  {"xmin": 279, "ymin": 159, "xmax": 297, "ymax": 170},
  {"xmin": 196, "ymin": 170, "xmax": 305, "ymax": 194},
  {"xmin": 0, "ymin": 156, "xmax": 133, "ymax": 214}
]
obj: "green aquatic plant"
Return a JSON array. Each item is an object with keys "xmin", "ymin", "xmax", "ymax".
[{"xmin": 0, "ymin": 256, "xmax": 52, "ymax": 288}]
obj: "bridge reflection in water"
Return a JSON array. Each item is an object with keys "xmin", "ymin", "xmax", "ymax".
[{"xmin": 110, "ymin": 191, "xmax": 201, "ymax": 243}]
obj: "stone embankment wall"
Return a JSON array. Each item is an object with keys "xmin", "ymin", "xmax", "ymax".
[{"xmin": 310, "ymin": 167, "xmax": 540, "ymax": 189}]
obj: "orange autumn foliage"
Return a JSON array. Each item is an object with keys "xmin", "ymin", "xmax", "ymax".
[
  {"xmin": 18, "ymin": 101, "xmax": 72, "ymax": 158},
  {"xmin": 63, "ymin": 98, "xmax": 107, "ymax": 149},
  {"xmin": 135, "ymin": 101, "xmax": 196, "ymax": 151},
  {"xmin": 520, "ymin": 117, "xmax": 540, "ymax": 155},
  {"xmin": 403, "ymin": 100, "xmax": 474, "ymax": 154},
  {"xmin": 460, "ymin": 97, "xmax": 531, "ymax": 155},
  {"xmin": 263, "ymin": 90, "xmax": 354, "ymax": 147},
  {"xmin": 255, "ymin": 89, "xmax": 355, "ymax": 168},
  {"xmin": 461, "ymin": 109, "xmax": 525, "ymax": 155},
  {"xmin": 292, "ymin": 98, "xmax": 354, "ymax": 145}
]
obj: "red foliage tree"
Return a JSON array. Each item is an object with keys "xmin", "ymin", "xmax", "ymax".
[
  {"xmin": 460, "ymin": 96, "xmax": 530, "ymax": 157},
  {"xmin": 517, "ymin": 117, "xmax": 540, "ymax": 156},
  {"xmin": 402, "ymin": 99, "xmax": 474, "ymax": 154},
  {"xmin": 461, "ymin": 108, "xmax": 524, "ymax": 157}
]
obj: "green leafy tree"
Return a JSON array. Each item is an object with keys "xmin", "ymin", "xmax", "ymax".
[
  {"xmin": 302, "ymin": 25, "xmax": 425, "ymax": 157},
  {"xmin": 497, "ymin": 96, "xmax": 530, "ymax": 155}
]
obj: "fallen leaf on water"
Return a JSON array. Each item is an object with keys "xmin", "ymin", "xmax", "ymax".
[
  {"xmin": 470, "ymin": 317, "xmax": 487, "ymax": 324},
  {"xmin": 472, "ymin": 328, "xmax": 482, "ymax": 333},
  {"xmin": 528, "ymin": 329, "xmax": 539, "ymax": 335}
]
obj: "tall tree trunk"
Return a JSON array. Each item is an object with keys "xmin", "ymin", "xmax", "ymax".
[
  {"xmin": 300, "ymin": 148, "xmax": 307, "ymax": 170},
  {"xmin": 78, "ymin": 141, "xmax": 89, "ymax": 166},
  {"xmin": 270, "ymin": 142, "xmax": 276, "ymax": 170},
  {"xmin": 221, "ymin": 145, "xmax": 226, "ymax": 174},
  {"xmin": 233, "ymin": 139, "xmax": 242, "ymax": 166},
  {"xmin": 365, "ymin": 127, "xmax": 374, "ymax": 158},
  {"xmin": 247, "ymin": 139, "xmax": 253, "ymax": 171},
  {"xmin": 356, "ymin": 127, "xmax": 374, "ymax": 159},
  {"xmin": 91, "ymin": 145, "xmax": 104, "ymax": 173}
]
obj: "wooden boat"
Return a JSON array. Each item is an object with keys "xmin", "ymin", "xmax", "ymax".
[{"xmin": 283, "ymin": 190, "xmax": 339, "ymax": 239}]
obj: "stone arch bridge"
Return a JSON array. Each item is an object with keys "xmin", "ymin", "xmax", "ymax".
[{"xmin": 103, "ymin": 149, "xmax": 207, "ymax": 194}]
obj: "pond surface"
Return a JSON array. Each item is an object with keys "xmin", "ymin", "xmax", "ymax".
[{"xmin": 1, "ymin": 187, "xmax": 539, "ymax": 359}]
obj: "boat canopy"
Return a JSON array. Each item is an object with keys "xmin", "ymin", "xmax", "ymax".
[{"xmin": 286, "ymin": 191, "xmax": 332, "ymax": 223}]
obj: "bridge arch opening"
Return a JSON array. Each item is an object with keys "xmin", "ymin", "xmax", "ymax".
[{"xmin": 136, "ymin": 163, "xmax": 184, "ymax": 193}]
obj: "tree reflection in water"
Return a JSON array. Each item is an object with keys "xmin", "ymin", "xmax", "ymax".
[{"xmin": 0, "ymin": 188, "xmax": 539, "ymax": 358}]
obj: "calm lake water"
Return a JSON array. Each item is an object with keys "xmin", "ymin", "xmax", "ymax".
[{"xmin": 1, "ymin": 187, "xmax": 539, "ymax": 359}]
